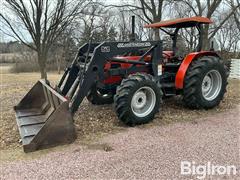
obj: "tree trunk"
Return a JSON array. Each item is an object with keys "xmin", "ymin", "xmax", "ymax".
[
  {"xmin": 57, "ymin": 64, "xmax": 61, "ymax": 74},
  {"xmin": 57, "ymin": 57, "xmax": 61, "ymax": 74},
  {"xmin": 189, "ymin": 28, "xmax": 194, "ymax": 51},
  {"xmin": 39, "ymin": 62, "xmax": 47, "ymax": 79},
  {"xmin": 153, "ymin": 29, "xmax": 160, "ymax": 40},
  {"xmin": 37, "ymin": 52, "xmax": 47, "ymax": 79},
  {"xmin": 202, "ymin": 25, "xmax": 210, "ymax": 50}
]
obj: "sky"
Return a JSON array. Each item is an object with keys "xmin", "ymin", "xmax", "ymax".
[
  {"xmin": 0, "ymin": 0, "xmax": 239, "ymax": 51},
  {"xmin": 0, "ymin": 0, "xmax": 125, "ymax": 42}
]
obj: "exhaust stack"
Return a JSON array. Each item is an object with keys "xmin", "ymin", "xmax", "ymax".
[{"xmin": 130, "ymin": 16, "xmax": 136, "ymax": 41}]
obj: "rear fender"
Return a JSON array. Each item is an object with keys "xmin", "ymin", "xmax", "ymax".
[{"xmin": 175, "ymin": 51, "xmax": 220, "ymax": 89}]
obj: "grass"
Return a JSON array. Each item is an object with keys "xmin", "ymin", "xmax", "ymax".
[
  {"xmin": 0, "ymin": 71, "xmax": 240, "ymax": 162},
  {"xmin": 0, "ymin": 64, "xmax": 13, "ymax": 74}
]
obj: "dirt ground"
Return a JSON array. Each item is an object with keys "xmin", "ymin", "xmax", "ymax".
[{"xmin": 0, "ymin": 72, "xmax": 240, "ymax": 159}]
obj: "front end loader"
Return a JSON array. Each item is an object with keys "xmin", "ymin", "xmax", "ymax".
[
  {"xmin": 14, "ymin": 16, "xmax": 228, "ymax": 152},
  {"xmin": 15, "ymin": 40, "xmax": 162, "ymax": 152}
]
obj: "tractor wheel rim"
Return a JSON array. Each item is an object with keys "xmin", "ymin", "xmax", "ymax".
[
  {"xmin": 201, "ymin": 70, "xmax": 222, "ymax": 101},
  {"xmin": 131, "ymin": 86, "xmax": 156, "ymax": 117},
  {"xmin": 96, "ymin": 89, "xmax": 111, "ymax": 98}
]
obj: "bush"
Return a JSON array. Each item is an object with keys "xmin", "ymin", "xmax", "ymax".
[
  {"xmin": 10, "ymin": 61, "xmax": 39, "ymax": 73},
  {"xmin": 0, "ymin": 53, "xmax": 21, "ymax": 64}
]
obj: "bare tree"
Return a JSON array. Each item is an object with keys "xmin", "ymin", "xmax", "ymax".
[
  {"xmin": 232, "ymin": 0, "xmax": 240, "ymax": 57},
  {"xmin": 136, "ymin": 0, "xmax": 165, "ymax": 40},
  {"xmin": 173, "ymin": 3, "xmax": 199, "ymax": 52},
  {"xmin": 0, "ymin": 0, "xmax": 88, "ymax": 78},
  {"xmin": 102, "ymin": 0, "xmax": 168, "ymax": 40},
  {"xmin": 118, "ymin": 10, "xmax": 131, "ymax": 41},
  {"xmin": 52, "ymin": 29, "xmax": 76, "ymax": 74},
  {"xmin": 72, "ymin": 4, "xmax": 107, "ymax": 44},
  {"xmin": 181, "ymin": 0, "xmax": 240, "ymax": 50},
  {"xmin": 232, "ymin": 0, "xmax": 240, "ymax": 31},
  {"xmin": 216, "ymin": 16, "xmax": 240, "ymax": 54}
]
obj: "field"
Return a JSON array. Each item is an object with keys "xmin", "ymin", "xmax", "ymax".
[
  {"xmin": 0, "ymin": 70, "xmax": 240, "ymax": 161},
  {"xmin": 0, "ymin": 64, "xmax": 13, "ymax": 74}
]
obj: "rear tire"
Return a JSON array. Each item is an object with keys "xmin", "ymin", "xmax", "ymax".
[
  {"xmin": 87, "ymin": 85, "xmax": 113, "ymax": 105},
  {"xmin": 114, "ymin": 73, "xmax": 162, "ymax": 126},
  {"xmin": 183, "ymin": 56, "xmax": 228, "ymax": 109}
]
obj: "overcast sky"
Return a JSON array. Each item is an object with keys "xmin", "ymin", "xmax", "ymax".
[{"xmin": 0, "ymin": 0, "xmax": 238, "ymax": 51}]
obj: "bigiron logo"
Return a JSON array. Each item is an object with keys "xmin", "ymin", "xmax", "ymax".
[
  {"xmin": 117, "ymin": 42, "xmax": 151, "ymax": 48},
  {"xmin": 181, "ymin": 161, "xmax": 237, "ymax": 179}
]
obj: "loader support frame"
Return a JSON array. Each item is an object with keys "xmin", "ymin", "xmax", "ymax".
[{"xmin": 57, "ymin": 41, "xmax": 162, "ymax": 114}]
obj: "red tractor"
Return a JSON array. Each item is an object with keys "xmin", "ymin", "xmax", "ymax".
[{"xmin": 14, "ymin": 16, "xmax": 228, "ymax": 152}]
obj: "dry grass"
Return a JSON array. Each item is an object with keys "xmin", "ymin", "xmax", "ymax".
[
  {"xmin": 0, "ymin": 72, "xmax": 240, "ymax": 155},
  {"xmin": 0, "ymin": 64, "xmax": 13, "ymax": 74},
  {"xmin": 0, "ymin": 73, "xmax": 60, "ymax": 151}
]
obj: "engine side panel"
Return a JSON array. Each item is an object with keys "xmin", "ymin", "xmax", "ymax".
[{"xmin": 103, "ymin": 56, "xmax": 151, "ymax": 84}]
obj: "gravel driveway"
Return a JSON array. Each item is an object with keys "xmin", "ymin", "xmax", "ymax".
[{"xmin": 0, "ymin": 106, "xmax": 239, "ymax": 179}]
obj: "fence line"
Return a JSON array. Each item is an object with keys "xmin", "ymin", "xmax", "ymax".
[{"xmin": 230, "ymin": 59, "xmax": 240, "ymax": 79}]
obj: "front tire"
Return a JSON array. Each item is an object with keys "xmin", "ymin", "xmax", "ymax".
[
  {"xmin": 114, "ymin": 73, "xmax": 162, "ymax": 126},
  {"xmin": 87, "ymin": 85, "xmax": 114, "ymax": 105},
  {"xmin": 183, "ymin": 56, "xmax": 228, "ymax": 109}
]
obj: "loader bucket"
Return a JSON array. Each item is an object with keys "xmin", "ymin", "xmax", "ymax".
[{"xmin": 14, "ymin": 79, "xmax": 76, "ymax": 152}]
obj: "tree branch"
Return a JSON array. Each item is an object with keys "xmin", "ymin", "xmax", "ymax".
[
  {"xmin": 209, "ymin": 3, "xmax": 240, "ymax": 38},
  {"xmin": 0, "ymin": 13, "xmax": 36, "ymax": 50}
]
